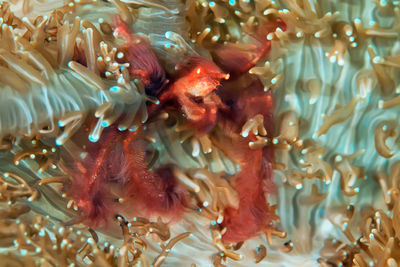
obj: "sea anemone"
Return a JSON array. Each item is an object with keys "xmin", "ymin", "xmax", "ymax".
[{"xmin": 1, "ymin": 0, "xmax": 400, "ymax": 266}]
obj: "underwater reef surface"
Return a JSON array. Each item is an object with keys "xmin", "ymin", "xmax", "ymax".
[{"xmin": 0, "ymin": 0, "xmax": 399, "ymax": 266}]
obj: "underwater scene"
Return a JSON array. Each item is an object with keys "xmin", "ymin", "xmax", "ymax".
[{"xmin": 0, "ymin": 0, "xmax": 398, "ymax": 266}]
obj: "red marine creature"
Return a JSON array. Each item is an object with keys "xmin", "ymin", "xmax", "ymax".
[
  {"xmin": 113, "ymin": 16, "xmax": 168, "ymax": 97},
  {"xmin": 121, "ymin": 130, "xmax": 188, "ymax": 220},
  {"xmin": 66, "ymin": 14, "xmax": 286, "ymax": 245},
  {"xmin": 212, "ymin": 18, "xmax": 287, "ymax": 77},
  {"xmin": 217, "ymin": 79, "xmax": 277, "ymax": 243},
  {"xmin": 65, "ymin": 17, "xmax": 187, "ymax": 225},
  {"xmin": 158, "ymin": 56, "xmax": 230, "ymax": 133},
  {"xmin": 65, "ymin": 128, "xmax": 118, "ymax": 224},
  {"xmin": 65, "ymin": 127, "xmax": 188, "ymax": 225},
  {"xmin": 207, "ymin": 18, "xmax": 286, "ymax": 242}
]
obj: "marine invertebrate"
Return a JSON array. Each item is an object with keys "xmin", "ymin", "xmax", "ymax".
[
  {"xmin": 157, "ymin": 55, "xmax": 229, "ymax": 133},
  {"xmin": 113, "ymin": 15, "xmax": 169, "ymax": 97}
]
